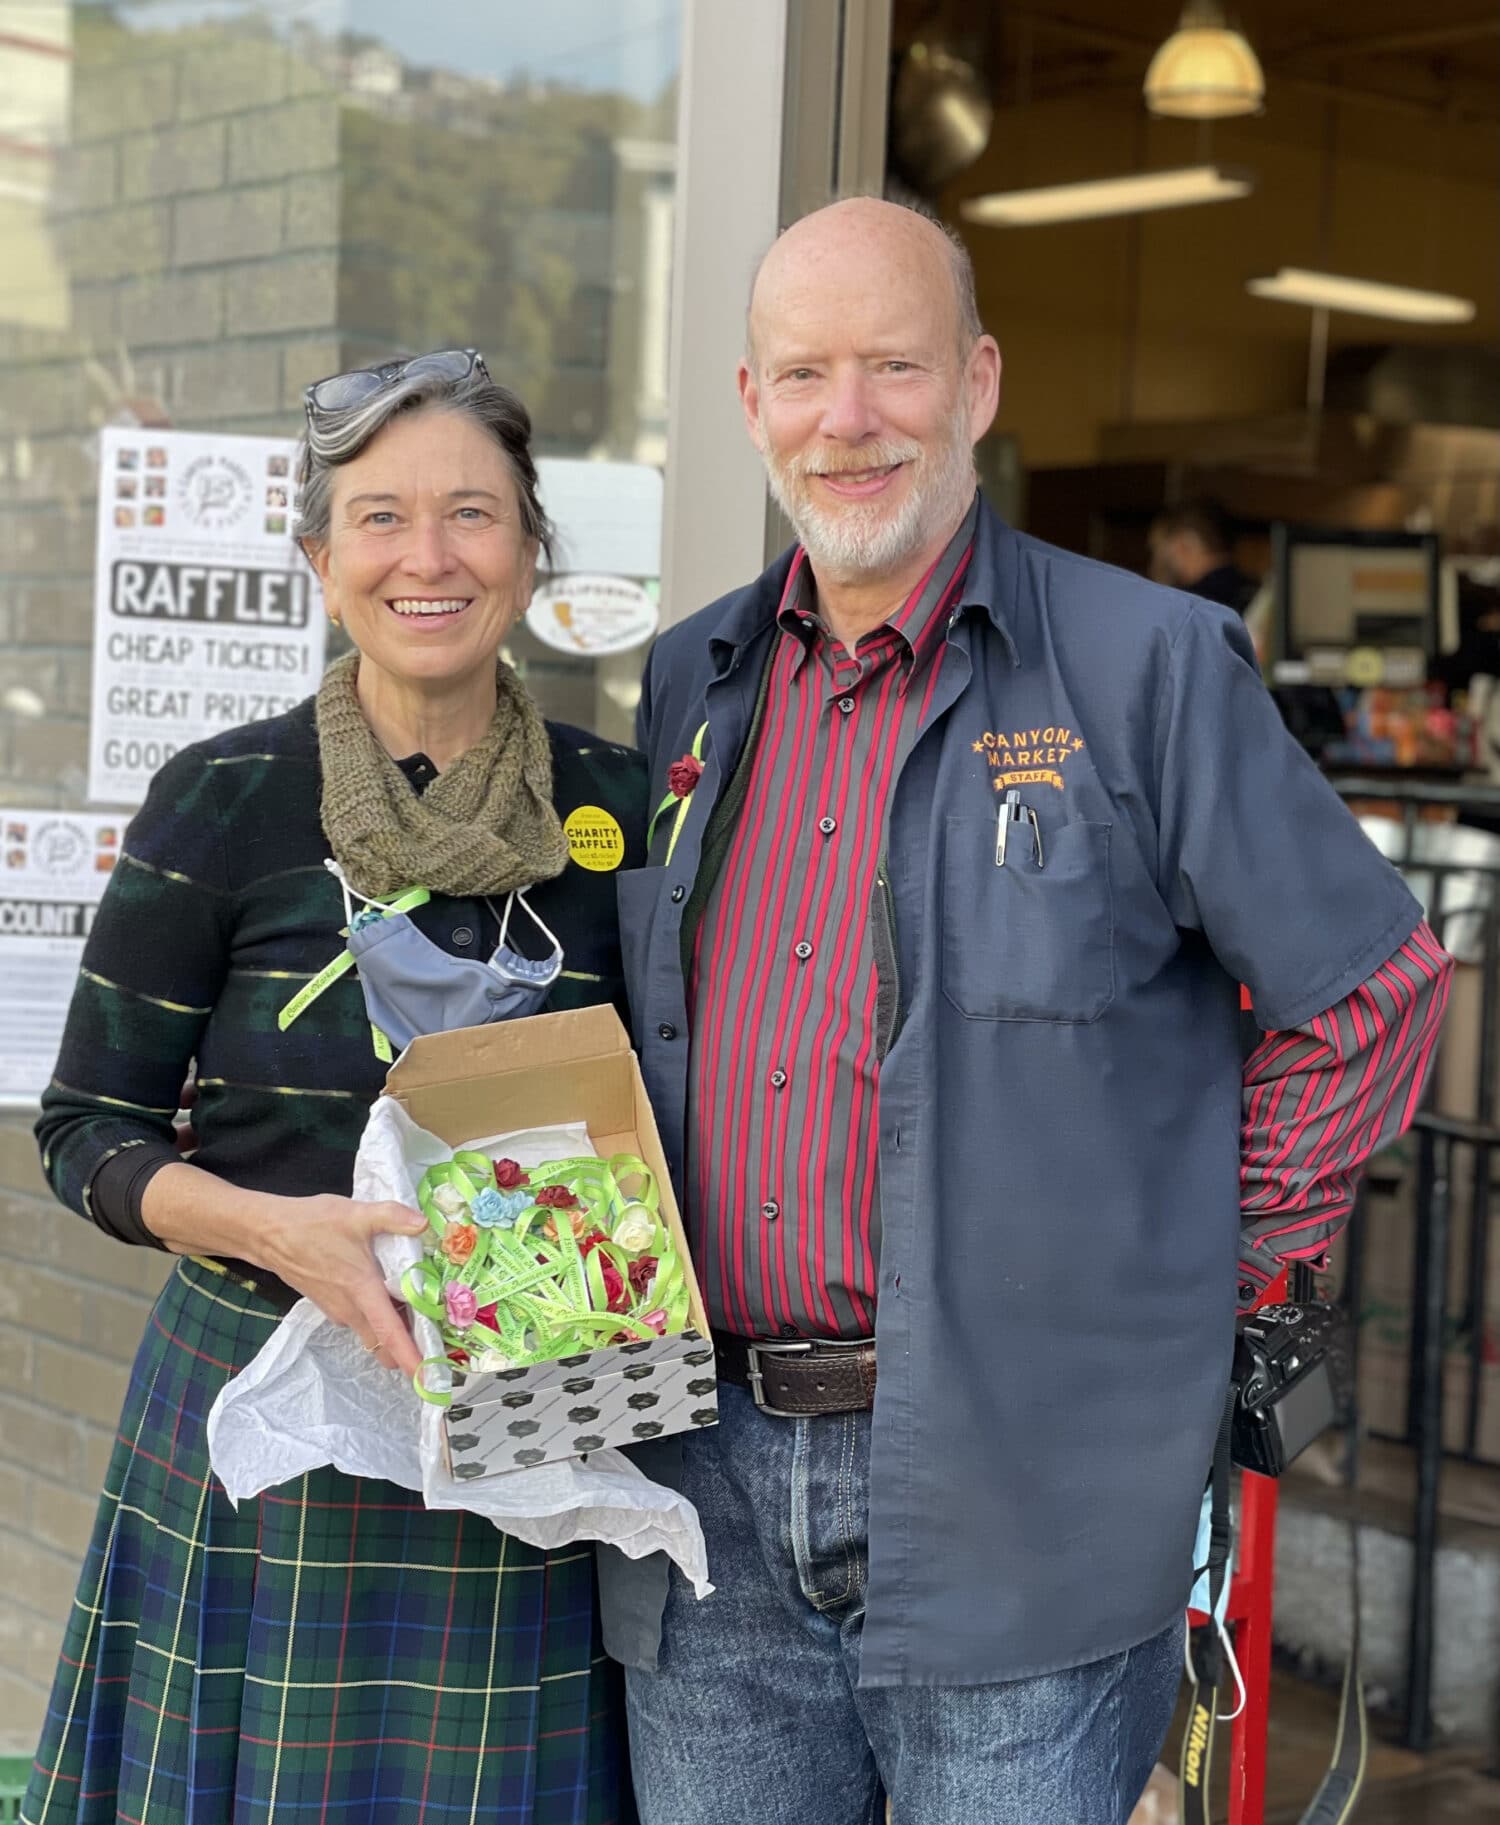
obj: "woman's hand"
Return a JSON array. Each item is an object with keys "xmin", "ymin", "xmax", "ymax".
[
  {"xmin": 259, "ymin": 1193, "xmax": 430, "ymax": 1375},
  {"xmin": 140, "ymin": 1163, "xmax": 430, "ymax": 1377}
]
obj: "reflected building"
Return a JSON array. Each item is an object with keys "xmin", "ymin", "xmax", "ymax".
[{"xmin": 0, "ymin": 1, "xmax": 681, "ymax": 798}]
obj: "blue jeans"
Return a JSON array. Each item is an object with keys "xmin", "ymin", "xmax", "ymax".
[{"xmin": 625, "ymin": 1383, "xmax": 1180, "ymax": 1825}]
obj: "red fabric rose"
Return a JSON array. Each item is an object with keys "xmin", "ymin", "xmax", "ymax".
[
  {"xmin": 475, "ymin": 1302, "xmax": 499, "ymax": 1332},
  {"xmin": 600, "ymin": 1258, "xmax": 629, "ymax": 1313},
  {"xmin": 535, "ymin": 1185, "xmax": 578, "ymax": 1210},
  {"xmin": 667, "ymin": 754, "xmax": 704, "ymax": 798},
  {"xmin": 628, "ymin": 1256, "xmax": 658, "ymax": 1298},
  {"xmin": 493, "ymin": 1158, "xmax": 529, "ymax": 1190}
]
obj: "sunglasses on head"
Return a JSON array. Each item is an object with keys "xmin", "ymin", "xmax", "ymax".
[{"xmin": 301, "ymin": 348, "xmax": 490, "ymax": 422}]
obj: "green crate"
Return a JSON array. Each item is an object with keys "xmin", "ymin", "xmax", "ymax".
[{"xmin": 0, "ymin": 1754, "xmax": 29, "ymax": 1822}]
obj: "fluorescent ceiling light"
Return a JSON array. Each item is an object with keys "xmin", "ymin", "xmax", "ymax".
[
  {"xmin": 962, "ymin": 164, "xmax": 1253, "ymax": 228},
  {"xmin": 1247, "ymin": 267, "xmax": 1476, "ymax": 325}
]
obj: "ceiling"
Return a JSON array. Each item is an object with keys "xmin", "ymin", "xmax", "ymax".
[{"xmin": 896, "ymin": 3, "xmax": 1500, "ymax": 130}]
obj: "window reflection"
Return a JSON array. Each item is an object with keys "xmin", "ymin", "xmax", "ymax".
[{"xmin": 0, "ymin": 0, "xmax": 679, "ymax": 797}]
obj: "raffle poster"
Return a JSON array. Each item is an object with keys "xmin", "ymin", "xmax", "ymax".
[{"xmin": 88, "ymin": 427, "xmax": 325, "ymax": 806}]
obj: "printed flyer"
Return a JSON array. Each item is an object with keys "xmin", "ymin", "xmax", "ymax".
[
  {"xmin": 88, "ymin": 427, "xmax": 325, "ymax": 806},
  {"xmin": 0, "ymin": 812, "xmax": 121, "ymax": 1104}
]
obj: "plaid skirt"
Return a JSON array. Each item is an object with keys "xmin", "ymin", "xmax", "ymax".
[{"xmin": 23, "ymin": 1257, "xmax": 634, "ymax": 1825}]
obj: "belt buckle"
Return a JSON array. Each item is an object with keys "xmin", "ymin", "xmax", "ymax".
[{"xmin": 743, "ymin": 1339, "xmax": 812, "ymax": 1418}]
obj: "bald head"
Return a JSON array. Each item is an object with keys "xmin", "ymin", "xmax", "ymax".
[{"xmin": 747, "ymin": 198, "xmax": 982, "ymax": 370}]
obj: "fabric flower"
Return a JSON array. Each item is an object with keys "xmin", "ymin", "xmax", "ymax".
[
  {"xmin": 440, "ymin": 1221, "xmax": 477, "ymax": 1265},
  {"xmin": 612, "ymin": 1202, "xmax": 656, "ymax": 1255},
  {"xmin": 639, "ymin": 1308, "xmax": 669, "ymax": 1336},
  {"xmin": 535, "ymin": 1185, "xmax": 578, "ymax": 1210},
  {"xmin": 444, "ymin": 1282, "xmax": 478, "ymax": 1328},
  {"xmin": 430, "ymin": 1180, "xmax": 468, "ymax": 1219},
  {"xmin": 599, "ymin": 1258, "xmax": 629, "ymax": 1313},
  {"xmin": 541, "ymin": 1207, "xmax": 590, "ymax": 1242},
  {"xmin": 493, "ymin": 1158, "xmax": 529, "ymax": 1191},
  {"xmin": 667, "ymin": 754, "xmax": 704, "ymax": 798},
  {"xmin": 628, "ymin": 1256, "xmax": 659, "ymax": 1299},
  {"xmin": 471, "ymin": 1186, "xmax": 527, "ymax": 1229},
  {"xmin": 475, "ymin": 1302, "xmax": 500, "ymax": 1332}
]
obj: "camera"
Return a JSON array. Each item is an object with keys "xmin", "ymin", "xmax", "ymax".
[{"xmin": 1230, "ymin": 1301, "xmax": 1353, "ymax": 1478}]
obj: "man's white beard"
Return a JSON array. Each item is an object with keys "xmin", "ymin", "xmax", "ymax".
[{"xmin": 761, "ymin": 407, "xmax": 976, "ymax": 582}]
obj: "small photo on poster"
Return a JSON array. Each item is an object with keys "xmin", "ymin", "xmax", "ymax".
[
  {"xmin": 114, "ymin": 506, "xmax": 135, "ymax": 528},
  {"xmin": 145, "ymin": 446, "xmax": 168, "ymax": 469},
  {"xmin": 144, "ymin": 475, "xmax": 166, "ymax": 498},
  {"xmin": 143, "ymin": 506, "xmax": 165, "ymax": 528},
  {"xmin": 117, "ymin": 448, "xmax": 139, "ymax": 471},
  {"xmin": 116, "ymin": 477, "xmax": 138, "ymax": 500},
  {"xmin": 267, "ymin": 453, "xmax": 290, "ymax": 478}
]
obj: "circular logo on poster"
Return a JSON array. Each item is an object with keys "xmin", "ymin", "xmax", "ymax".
[
  {"xmin": 527, "ymin": 575, "xmax": 658, "ymax": 657},
  {"xmin": 31, "ymin": 819, "xmax": 90, "ymax": 877},
  {"xmin": 176, "ymin": 454, "xmax": 254, "ymax": 531}
]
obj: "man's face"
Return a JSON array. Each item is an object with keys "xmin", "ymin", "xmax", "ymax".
[{"xmin": 739, "ymin": 212, "xmax": 1000, "ymax": 583}]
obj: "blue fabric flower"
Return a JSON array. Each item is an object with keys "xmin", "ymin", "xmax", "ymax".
[{"xmin": 470, "ymin": 1186, "xmax": 530, "ymax": 1229}]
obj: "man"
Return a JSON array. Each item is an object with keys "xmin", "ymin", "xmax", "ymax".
[
  {"xmin": 605, "ymin": 199, "xmax": 1450, "ymax": 1824},
  {"xmin": 1148, "ymin": 496, "xmax": 1259, "ymax": 615}
]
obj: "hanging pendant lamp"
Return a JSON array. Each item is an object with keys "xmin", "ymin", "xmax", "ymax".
[{"xmin": 1144, "ymin": 1, "xmax": 1265, "ymax": 120}]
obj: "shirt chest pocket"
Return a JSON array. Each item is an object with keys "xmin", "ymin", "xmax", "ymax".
[{"xmin": 941, "ymin": 816, "xmax": 1115, "ymax": 1022}]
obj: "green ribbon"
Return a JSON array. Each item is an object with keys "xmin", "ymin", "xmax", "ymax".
[
  {"xmin": 277, "ymin": 885, "xmax": 431, "ymax": 1032},
  {"xmin": 407, "ymin": 1152, "xmax": 689, "ymax": 1408}
]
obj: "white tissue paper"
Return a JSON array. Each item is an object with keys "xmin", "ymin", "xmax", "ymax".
[{"xmin": 206, "ymin": 1102, "xmax": 711, "ymax": 1594}]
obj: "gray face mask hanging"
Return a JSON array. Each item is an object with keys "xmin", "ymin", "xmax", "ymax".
[{"xmin": 333, "ymin": 862, "xmax": 564, "ymax": 1053}]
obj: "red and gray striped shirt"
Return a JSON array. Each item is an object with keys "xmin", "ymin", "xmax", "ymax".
[{"xmin": 685, "ymin": 506, "xmax": 1453, "ymax": 1339}]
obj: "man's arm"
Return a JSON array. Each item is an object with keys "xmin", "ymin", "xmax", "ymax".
[{"xmin": 1236, "ymin": 920, "xmax": 1453, "ymax": 1306}]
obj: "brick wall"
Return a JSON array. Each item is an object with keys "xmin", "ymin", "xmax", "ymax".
[{"xmin": 0, "ymin": 16, "xmax": 340, "ymax": 1744}]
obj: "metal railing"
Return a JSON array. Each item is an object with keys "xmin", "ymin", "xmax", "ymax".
[{"xmin": 1327, "ymin": 775, "xmax": 1500, "ymax": 1753}]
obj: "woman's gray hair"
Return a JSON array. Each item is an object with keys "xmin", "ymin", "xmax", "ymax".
[{"xmin": 294, "ymin": 361, "xmax": 555, "ymax": 569}]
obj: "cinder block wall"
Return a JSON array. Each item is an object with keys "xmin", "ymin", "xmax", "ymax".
[{"xmin": 0, "ymin": 17, "xmax": 340, "ymax": 1743}]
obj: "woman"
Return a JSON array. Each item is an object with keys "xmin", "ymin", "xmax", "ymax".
[{"xmin": 27, "ymin": 350, "xmax": 643, "ymax": 1825}]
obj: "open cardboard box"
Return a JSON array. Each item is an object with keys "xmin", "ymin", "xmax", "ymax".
[{"xmin": 384, "ymin": 1004, "xmax": 718, "ymax": 1478}]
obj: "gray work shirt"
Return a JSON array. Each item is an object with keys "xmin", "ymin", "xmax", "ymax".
[{"xmin": 607, "ymin": 496, "xmax": 1420, "ymax": 1686}]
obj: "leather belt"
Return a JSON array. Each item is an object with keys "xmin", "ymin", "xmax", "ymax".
[{"xmin": 715, "ymin": 1335, "xmax": 876, "ymax": 1417}]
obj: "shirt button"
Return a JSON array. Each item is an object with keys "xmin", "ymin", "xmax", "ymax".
[
  {"xmin": 817, "ymin": 815, "xmax": 837, "ymax": 835},
  {"xmin": 658, "ymin": 1022, "xmax": 677, "ymax": 1041},
  {"xmin": 451, "ymin": 926, "xmax": 474, "ymax": 947},
  {"xmin": 670, "ymin": 884, "xmax": 685, "ymax": 903},
  {"xmin": 793, "ymin": 940, "xmax": 813, "ymax": 960},
  {"xmin": 761, "ymin": 1200, "xmax": 780, "ymax": 1221},
  {"xmin": 837, "ymin": 696, "xmax": 855, "ymax": 714},
  {"xmin": 769, "ymin": 1068, "xmax": 787, "ymax": 1088}
]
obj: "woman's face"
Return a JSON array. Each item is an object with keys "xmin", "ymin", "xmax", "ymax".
[{"xmin": 307, "ymin": 407, "xmax": 537, "ymax": 692}]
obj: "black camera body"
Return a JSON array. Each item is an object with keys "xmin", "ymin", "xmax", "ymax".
[{"xmin": 1230, "ymin": 1301, "xmax": 1353, "ymax": 1478}]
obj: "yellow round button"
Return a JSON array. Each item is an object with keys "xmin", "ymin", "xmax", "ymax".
[{"xmin": 564, "ymin": 804, "xmax": 626, "ymax": 872}]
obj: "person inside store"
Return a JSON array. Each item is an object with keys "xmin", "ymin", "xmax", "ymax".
[
  {"xmin": 27, "ymin": 351, "xmax": 644, "ymax": 1825},
  {"xmin": 605, "ymin": 197, "xmax": 1454, "ymax": 1825},
  {"xmin": 1148, "ymin": 495, "xmax": 1260, "ymax": 615}
]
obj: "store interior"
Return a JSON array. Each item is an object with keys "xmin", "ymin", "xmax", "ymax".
[
  {"xmin": 888, "ymin": 0, "xmax": 1498, "ymax": 778},
  {"xmin": 883, "ymin": 6, "xmax": 1500, "ymax": 1817}
]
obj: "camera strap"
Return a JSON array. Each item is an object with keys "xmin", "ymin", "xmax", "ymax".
[{"xmin": 1179, "ymin": 1390, "xmax": 1367, "ymax": 1825}]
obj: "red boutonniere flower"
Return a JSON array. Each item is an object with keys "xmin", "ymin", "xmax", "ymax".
[
  {"xmin": 667, "ymin": 754, "xmax": 704, "ymax": 799},
  {"xmin": 535, "ymin": 1185, "xmax": 578, "ymax": 1210},
  {"xmin": 493, "ymin": 1158, "xmax": 529, "ymax": 1191}
]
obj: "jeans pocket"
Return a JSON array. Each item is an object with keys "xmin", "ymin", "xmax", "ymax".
[{"xmin": 941, "ymin": 815, "xmax": 1115, "ymax": 1022}]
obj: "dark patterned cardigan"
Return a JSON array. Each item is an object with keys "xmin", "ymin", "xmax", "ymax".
[{"xmin": 36, "ymin": 697, "xmax": 646, "ymax": 1297}]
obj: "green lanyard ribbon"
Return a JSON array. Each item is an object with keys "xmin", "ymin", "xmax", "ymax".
[
  {"xmin": 277, "ymin": 885, "xmax": 430, "ymax": 1033},
  {"xmin": 408, "ymin": 1152, "xmax": 689, "ymax": 1406}
]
